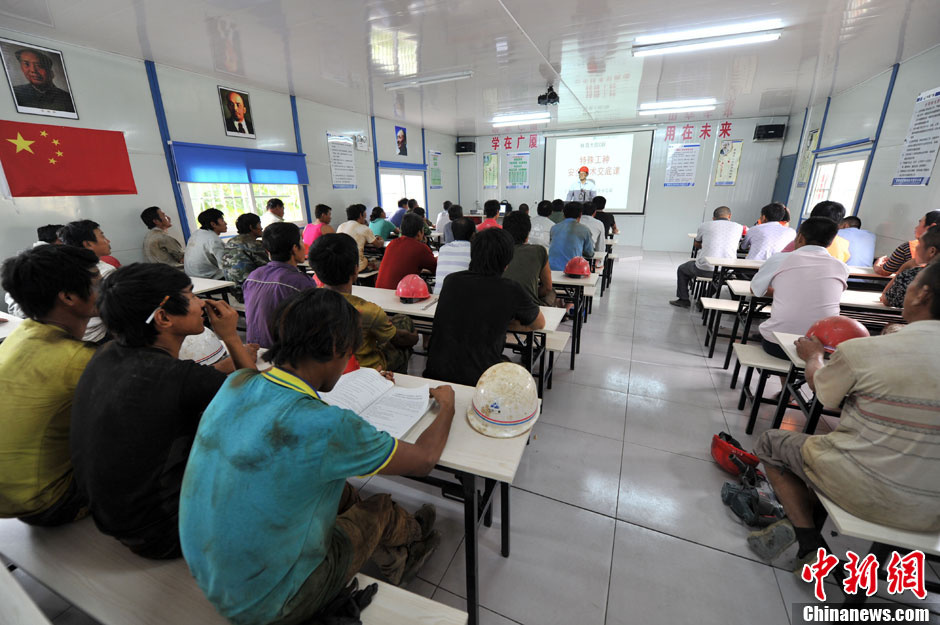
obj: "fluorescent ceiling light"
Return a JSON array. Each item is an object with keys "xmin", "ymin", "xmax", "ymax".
[
  {"xmin": 640, "ymin": 98, "xmax": 717, "ymax": 111},
  {"xmin": 638, "ymin": 105, "xmax": 716, "ymax": 116},
  {"xmin": 491, "ymin": 112, "xmax": 551, "ymax": 123},
  {"xmin": 633, "ymin": 31, "xmax": 781, "ymax": 57},
  {"xmin": 384, "ymin": 70, "xmax": 473, "ymax": 90},
  {"xmin": 635, "ymin": 19, "xmax": 783, "ymax": 45},
  {"xmin": 492, "ymin": 118, "xmax": 551, "ymax": 128}
]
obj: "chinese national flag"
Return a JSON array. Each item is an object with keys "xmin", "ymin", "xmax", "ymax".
[{"xmin": 0, "ymin": 119, "xmax": 137, "ymax": 197}]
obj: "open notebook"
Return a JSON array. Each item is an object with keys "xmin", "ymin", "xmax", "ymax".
[{"xmin": 319, "ymin": 368, "xmax": 430, "ymax": 439}]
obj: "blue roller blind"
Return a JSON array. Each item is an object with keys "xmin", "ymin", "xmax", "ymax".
[{"xmin": 171, "ymin": 141, "xmax": 309, "ymax": 185}]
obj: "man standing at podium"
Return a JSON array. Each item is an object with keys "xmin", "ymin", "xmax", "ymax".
[{"xmin": 566, "ymin": 166, "xmax": 597, "ymax": 202}]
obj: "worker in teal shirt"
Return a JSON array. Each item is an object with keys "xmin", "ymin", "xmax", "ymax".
[
  {"xmin": 548, "ymin": 201, "xmax": 595, "ymax": 271},
  {"xmin": 179, "ymin": 289, "xmax": 456, "ymax": 625}
]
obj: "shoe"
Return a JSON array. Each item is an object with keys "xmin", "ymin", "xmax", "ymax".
[
  {"xmin": 398, "ymin": 530, "xmax": 441, "ymax": 586},
  {"xmin": 669, "ymin": 299, "xmax": 691, "ymax": 308},
  {"xmin": 747, "ymin": 519, "xmax": 796, "ymax": 560},
  {"xmin": 792, "ymin": 549, "xmax": 819, "ymax": 578},
  {"xmin": 413, "ymin": 504, "xmax": 436, "ymax": 540},
  {"xmin": 694, "ymin": 299, "xmax": 704, "ymax": 312}
]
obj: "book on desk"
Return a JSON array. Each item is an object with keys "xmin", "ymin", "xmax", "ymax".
[{"xmin": 320, "ymin": 368, "xmax": 431, "ymax": 439}]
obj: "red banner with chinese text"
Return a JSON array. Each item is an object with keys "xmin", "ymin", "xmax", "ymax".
[{"xmin": 0, "ymin": 119, "xmax": 137, "ymax": 197}]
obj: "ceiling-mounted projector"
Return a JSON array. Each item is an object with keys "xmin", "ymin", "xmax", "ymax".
[{"xmin": 538, "ymin": 86, "xmax": 559, "ymax": 105}]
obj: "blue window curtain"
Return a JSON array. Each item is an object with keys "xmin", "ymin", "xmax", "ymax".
[{"xmin": 171, "ymin": 141, "xmax": 309, "ymax": 185}]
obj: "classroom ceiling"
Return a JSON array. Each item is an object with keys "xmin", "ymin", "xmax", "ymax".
[{"xmin": 2, "ymin": 0, "xmax": 939, "ymax": 136}]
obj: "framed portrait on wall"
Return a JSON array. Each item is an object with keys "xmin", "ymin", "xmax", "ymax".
[
  {"xmin": 0, "ymin": 38, "xmax": 78, "ymax": 119},
  {"xmin": 218, "ymin": 86, "xmax": 255, "ymax": 138},
  {"xmin": 395, "ymin": 125, "xmax": 407, "ymax": 156}
]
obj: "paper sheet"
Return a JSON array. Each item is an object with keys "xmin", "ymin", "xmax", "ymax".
[{"xmin": 320, "ymin": 368, "xmax": 429, "ymax": 438}]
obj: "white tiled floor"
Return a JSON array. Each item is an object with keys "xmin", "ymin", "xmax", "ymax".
[{"xmin": 9, "ymin": 248, "xmax": 939, "ymax": 624}]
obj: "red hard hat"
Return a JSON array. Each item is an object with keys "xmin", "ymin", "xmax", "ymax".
[
  {"xmin": 578, "ymin": 166, "xmax": 589, "ymax": 173},
  {"xmin": 741, "ymin": 225, "xmax": 748, "ymax": 237},
  {"xmin": 805, "ymin": 316, "xmax": 870, "ymax": 353},
  {"xmin": 564, "ymin": 256, "xmax": 590, "ymax": 277},
  {"xmin": 396, "ymin": 274, "xmax": 430, "ymax": 303},
  {"xmin": 711, "ymin": 433, "xmax": 760, "ymax": 476}
]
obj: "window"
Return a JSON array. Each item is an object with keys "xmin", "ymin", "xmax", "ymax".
[
  {"xmin": 804, "ymin": 157, "xmax": 867, "ymax": 219},
  {"xmin": 379, "ymin": 171, "xmax": 425, "ymax": 212},
  {"xmin": 184, "ymin": 183, "xmax": 304, "ymax": 235}
]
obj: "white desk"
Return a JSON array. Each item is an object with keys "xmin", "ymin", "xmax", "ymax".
[
  {"xmin": 706, "ymin": 256, "xmax": 884, "ymax": 279},
  {"xmin": 730, "ymin": 279, "xmax": 894, "ymax": 312},
  {"xmin": 389, "ymin": 373, "xmax": 540, "ymax": 625},
  {"xmin": 0, "ymin": 311, "xmax": 24, "ymax": 342},
  {"xmin": 190, "ymin": 277, "xmax": 236, "ymax": 296},
  {"xmin": 772, "ymin": 331, "xmax": 806, "ymax": 369},
  {"xmin": 816, "ymin": 493, "xmax": 940, "ymax": 557},
  {"xmin": 0, "ymin": 562, "xmax": 52, "ymax": 624},
  {"xmin": 550, "ymin": 271, "xmax": 599, "ymax": 370}
]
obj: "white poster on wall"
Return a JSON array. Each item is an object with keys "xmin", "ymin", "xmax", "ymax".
[
  {"xmin": 714, "ymin": 140, "xmax": 742, "ymax": 186},
  {"xmin": 664, "ymin": 143, "xmax": 700, "ymax": 187},
  {"xmin": 506, "ymin": 152, "xmax": 530, "ymax": 189},
  {"xmin": 796, "ymin": 129, "xmax": 818, "ymax": 188},
  {"xmin": 428, "ymin": 150, "xmax": 442, "ymax": 189},
  {"xmin": 892, "ymin": 86, "xmax": 940, "ymax": 186},
  {"xmin": 327, "ymin": 133, "xmax": 357, "ymax": 189}
]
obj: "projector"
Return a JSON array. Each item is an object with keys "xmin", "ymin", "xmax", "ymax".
[{"xmin": 538, "ymin": 86, "xmax": 559, "ymax": 106}]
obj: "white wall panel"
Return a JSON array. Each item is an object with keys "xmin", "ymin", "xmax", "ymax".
[
  {"xmin": 820, "ymin": 70, "xmax": 890, "ymax": 150},
  {"xmin": 785, "ymin": 103, "xmax": 826, "ymax": 217},
  {"xmin": 156, "ymin": 65, "xmax": 294, "ymax": 152},
  {"xmin": 424, "ymin": 130, "xmax": 458, "ymax": 223},
  {"xmin": 455, "ymin": 135, "xmax": 546, "ymax": 217},
  {"xmin": 373, "ymin": 117, "xmax": 422, "ymax": 165},
  {"xmin": 781, "ymin": 109, "xmax": 806, "ymax": 156},
  {"xmin": 295, "ymin": 99, "xmax": 376, "ymax": 226},
  {"xmin": 0, "ymin": 29, "xmax": 178, "ymax": 311},
  {"xmin": 854, "ymin": 46, "xmax": 940, "ymax": 256}
]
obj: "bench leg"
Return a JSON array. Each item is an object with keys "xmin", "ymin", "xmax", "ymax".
[
  {"xmin": 731, "ymin": 360, "xmax": 742, "ymax": 389},
  {"xmin": 500, "ymin": 482, "xmax": 510, "ymax": 558},
  {"xmin": 746, "ymin": 370, "xmax": 770, "ymax": 435},
  {"xmin": 547, "ymin": 352, "xmax": 555, "ymax": 389},
  {"xmin": 461, "ymin": 473, "xmax": 480, "ymax": 625},
  {"xmin": 707, "ymin": 312, "xmax": 723, "ymax": 359},
  {"xmin": 803, "ymin": 398, "xmax": 824, "ymax": 434},
  {"xmin": 723, "ymin": 311, "xmax": 741, "ymax": 370},
  {"xmin": 771, "ymin": 367, "xmax": 796, "ymax": 429},
  {"xmin": 736, "ymin": 365, "xmax": 753, "ymax": 407}
]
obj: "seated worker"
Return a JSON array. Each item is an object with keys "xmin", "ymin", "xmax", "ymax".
[
  {"xmin": 548, "ymin": 198, "xmax": 566, "ymax": 224},
  {"xmin": 579, "ymin": 200, "xmax": 605, "ymax": 255},
  {"xmin": 435, "ymin": 200, "xmax": 453, "ymax": 232},
  {"xmin": 425, "ymin": 228, "xmax": 545, "ymax": 386},
  {"xmin": 375, "ymin": 213, "xmax": 437, "ymax": 290},
  {"xmin": 593, "ymin": 195, "xmax": 619, "ymax": 237},
  {"xmin": 243, "ymin": 223, "xmax": 315, "ymax": 348},
  {"xmin": 141, "ymin": 206, "xmax": 184, "ymax": 265},
  {"xmin": 336, "ymin": 204, "xmax": 383, "ymax": 272},
  {"xmin": 442, "ymin": 203, "xmax": 464, "ymax": 244},
  {"xmin": 0, "ymin": 245, "xmax": 99, "ymax": 526},
  {"xmin": 411, "ymin": 207, "xmax": 434, "ymax": 239},
  {"xmin": 880, "ymin": 228, "xmax": 940, "ymax": 308},
  {"xmin": 838, "ymin": 215, "xmax": 876, "ymax": 266},
  {"xmin": 502, "ymin": 211, "xmax": 555, "ymax": 306},
  {"xmin": 747, "ymin": 261, "xmax": 940, "ymax": 572},
  {"xmin": 309, "ymin": 234, "xmax": 418, "ymax": 373},
  {"xmin": 548, "ymin": 202, "xmax": 595, "ymax": 271},
  {"xmin": 221, "ymin": 213, "xmax": 269, "ymax": 301},
  {"xmin": 518, "ymin": 203, "xmax": 529, "ymax": 214},
  {"xmin": 780, "ymin": 201, "xmax": 850, "ymax": 262},
  {"xmin": 434, "ymin": 217, "xmax": 474, "ymax": 294},
  {"xmin": 742, "ymin": 202, "xmax": 795, "ymax": 260},
  {"xmin": 184, "ymin": 208, "xmax": 228, "ymax": 279},
  {"xmin": 302, "ymin": 204, "xmax": 335, "ymax": 249},
  {"xmin": 260, "ymin": 198, "xmax": 285, "ymax": 229},
  {"xmin": 750, "ymin": 218, "xmax": 849, "ymax": 359},
  {"xmin": 528, "ymin": 200, "xmax": 555, "ymax": 249},
  {"xmin": 70, "ymin": 263, "xmax": 256, "ymax": 559},
  {"xmin": 4, "ymin": 223, "xmax": 64, "ymax": 318},
  {"xmin": 476, "ymin": 199, "xmax": 502, "ymax": 231},
  {"xmin": 389, "ymin": 197, "xmax": 409, "ymax": 227},
  {"xmin": 60, "ymin": 220, "xmax": 115, "ymax": 343},
  {"xmin": 369, "ymin": 206, "xmax": 399, "ymax": 241},
  {"xmin": 179, "ymin": 288, "xmax": 454, "ymax": 624},
  {"xmin": 874, "ymin": 209, "xmax": 940, "ymax": 276},
  {"xmin": 670, "ymin": 206, "xmax": 743, "ymax": 308}
]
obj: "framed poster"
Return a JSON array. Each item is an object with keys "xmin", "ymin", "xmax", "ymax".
[
  {"xmin": 395, "ymin": 125, "xmax": 408, "ymax": 156},
  {"xmin": 0, "ymin": 38, "xmax": 77, "ymax": 119},
  {"xmin": 218, "ymin": 86, "xmax": 255, "ymax": 138}
]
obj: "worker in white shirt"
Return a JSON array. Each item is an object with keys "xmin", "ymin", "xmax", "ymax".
[
  {"xmin": 260, "ymin": 198, "xmax": 285, "ymax": 229},
  {"xmin": 742, "ymin": 202, "xmax": 796, "ymax": 260},
  {"xmin": 670, "ymin": 206, "xmax": 743, "ymax": 308}
]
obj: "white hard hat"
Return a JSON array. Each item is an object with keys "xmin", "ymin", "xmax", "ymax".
[{"xmin": 466, "ymin": 362, "xmax": 539, "ymax": 438}]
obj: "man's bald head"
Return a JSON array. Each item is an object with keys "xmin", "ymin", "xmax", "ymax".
[{"xmin": 713, "ymin": 206, "xmax": 731, "ymax": 220}]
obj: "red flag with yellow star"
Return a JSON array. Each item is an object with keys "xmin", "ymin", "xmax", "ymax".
[{"xmin": 0, "ymin": 119, "xmax": 137, "ymax": 197}]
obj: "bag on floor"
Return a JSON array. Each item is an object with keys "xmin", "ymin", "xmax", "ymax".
[{"xmin": 721, "ymin": 482, "xmax": 786, "ymax": 528}]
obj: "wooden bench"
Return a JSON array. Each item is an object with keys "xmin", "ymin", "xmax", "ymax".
[
  {"xmin": 730, "ymin": 343, "xmax": 791, "ymax": 434},
  {"xmin": 0, "ymin": 518, "xmax": 467, "ymax": 625},
  {"xmin": 601, "ymin": 253, "xmax": 618, "ymax": 293}
]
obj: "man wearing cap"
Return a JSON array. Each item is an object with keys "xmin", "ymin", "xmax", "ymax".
[{"xmin": 566, "ymin": 166, "xmax": 597, "ymax": 202}]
